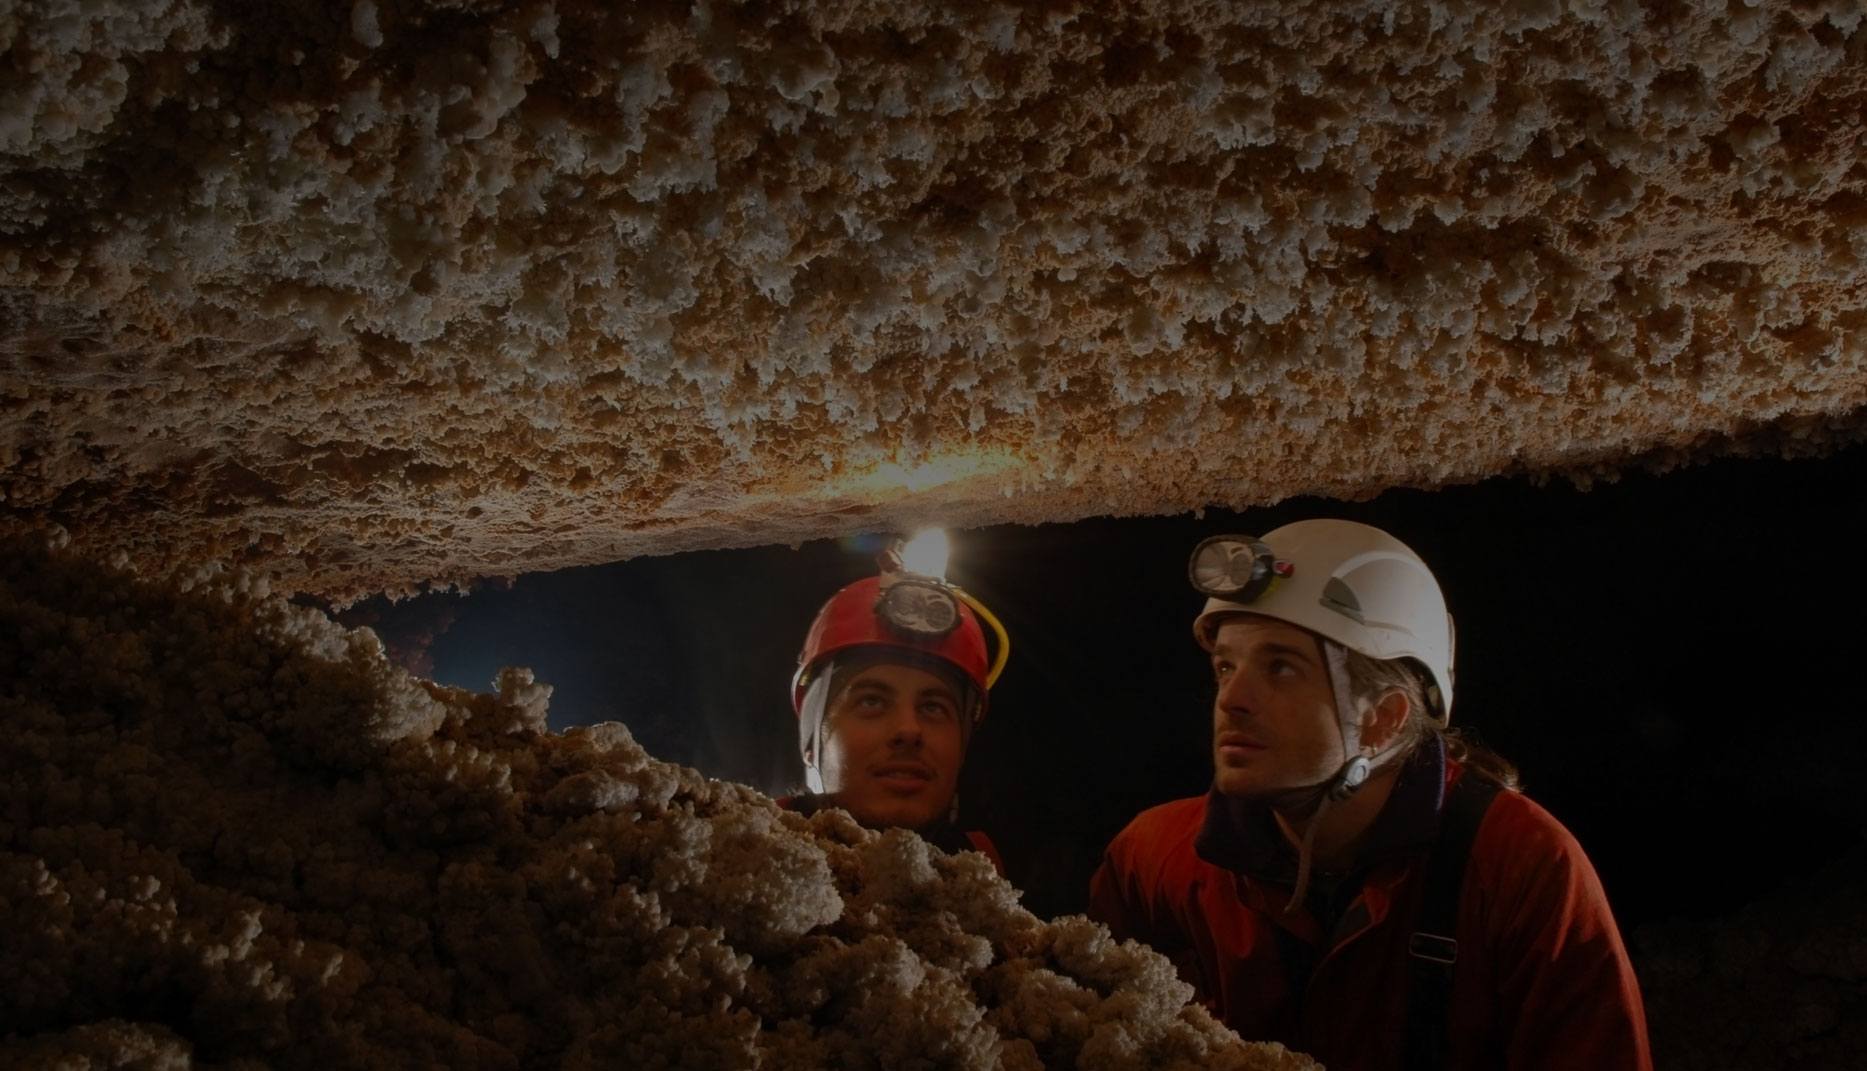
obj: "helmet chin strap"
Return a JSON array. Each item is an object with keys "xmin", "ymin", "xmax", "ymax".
[
  {"xmin": 799, "ymin": 673, "xmax": 832, "ymax": 794},
  {"xmin": 1324, "ymin": 641, "xmax": 1374, "ymax": 800},
  {"xmin": 1284, "ymin": 640, "xmax": 1373, "ymax": 912}
]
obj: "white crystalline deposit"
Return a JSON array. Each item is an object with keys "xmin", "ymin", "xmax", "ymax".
[
  {"xmin": 2, "ymin": 0, "xmax": 1865, "ymax": 600},
  {"xmin": 0, "ymin": 537, "xmax": 1318, "ymax": 1071}
]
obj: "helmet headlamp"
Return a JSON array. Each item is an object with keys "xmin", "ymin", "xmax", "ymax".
[
  {"xmin": 874, "ymin": 576, "xmax": 962, "ymax": 638},
  {"xmin": 792, "ymin": 528, "xmax": 1012, "ymax": 724},
  {"xmin": 1188, "ymin": 534, "xmax": 1292, "ymax": 602}
]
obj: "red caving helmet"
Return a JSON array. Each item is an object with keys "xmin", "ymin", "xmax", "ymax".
[{"xmin": 791, "ymin": 575, "xmax": 991, "ymax": 720}]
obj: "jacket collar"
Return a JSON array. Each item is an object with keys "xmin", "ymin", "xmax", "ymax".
[{"xmin": 1194, "ymin": 733, "xmax": 1449, "ymax": 884}]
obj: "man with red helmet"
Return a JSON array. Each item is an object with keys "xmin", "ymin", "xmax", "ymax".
[{"xmin": 780, "ymin": 534, "xmax": 1007, "ymax": 872}]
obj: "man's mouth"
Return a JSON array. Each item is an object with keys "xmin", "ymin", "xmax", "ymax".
[
  {"xmin": 1215, "ymin": 732, "xmax": 1267, "ymax": 762},
  {"xmin": 871, "ymin": 762, "xmax": 934, "ymax": 786}
]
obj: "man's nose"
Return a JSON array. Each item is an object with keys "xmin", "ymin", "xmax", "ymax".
[
  {"xmin": 1215, "ymin": 670, "xmax": 1254, "ymax": 714},
  {"xmin": 888, "ymin": 703, "xmax": 924, "ymax": 743}
]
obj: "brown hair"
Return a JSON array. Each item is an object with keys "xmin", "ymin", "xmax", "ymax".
[{"xmin": 1340, "ymin": 647, "xmax": 1522, "ymax": 791}]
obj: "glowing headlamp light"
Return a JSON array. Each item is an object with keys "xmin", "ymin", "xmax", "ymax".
[
  {"xmin": 867, "ymin": 527, "xmax": 1013, "ymax": 689},
  {"xmin": 898, "ymin": 529, "xmax": 950, "ymax": 580},
  {"xmin": 875, "ymin": 529, "xmax": 963, "ymax": 637},
  {"xmin": 1188, "ymin": 534, "xmax": 1292, "ymax": 602}
]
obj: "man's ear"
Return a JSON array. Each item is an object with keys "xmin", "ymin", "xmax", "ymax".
[{"xmin": 1361, "ymin": 689, "xmax": 1412, "ymax": 752}]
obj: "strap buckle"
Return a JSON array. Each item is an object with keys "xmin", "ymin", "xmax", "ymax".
[{"xmin": 1409, "ymin": 932, "xmax": 1458, "ymax": 965}]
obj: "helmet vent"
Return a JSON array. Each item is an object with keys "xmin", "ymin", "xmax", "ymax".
[{"xmin": 1319, "ymin": 578, "xmax": 1367, "ymax": 624}]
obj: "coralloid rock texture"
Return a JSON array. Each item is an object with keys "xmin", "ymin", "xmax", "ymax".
[
  {"xmin": 0, "ymin": 534, "xmax": 1318, "ymax": 1070},
  {"xmin": 2, "ymin": 0, "xmax": 1864, "ymax": 601}
]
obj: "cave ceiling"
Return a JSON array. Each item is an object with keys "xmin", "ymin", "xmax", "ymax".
[{"xmin": 2, "ymin": 0, "xmax": 1864, "ymax": 600}]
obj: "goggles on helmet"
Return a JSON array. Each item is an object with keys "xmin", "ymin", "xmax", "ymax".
[{"xmin": 1187, "ymin": 534, "xmax": 1293, "ymax": 602}]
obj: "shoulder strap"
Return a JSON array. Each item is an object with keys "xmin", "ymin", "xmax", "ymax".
[{"xmin": 1404, "ymin": 773, "xmax": 1501, "ymax": 1071}]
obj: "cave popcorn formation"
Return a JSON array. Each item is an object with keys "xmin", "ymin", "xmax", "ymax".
[
  {"xmin": 5, "ymin": 0, "xmax": 1867, "ymax": 1062},
  {"xmin": 1, "ymin": 0, "xmax": 1863, "ymax": 601},
  {"xmin": 0, "ymin": 537, "xmax": 1317, "ymax": 1069}
]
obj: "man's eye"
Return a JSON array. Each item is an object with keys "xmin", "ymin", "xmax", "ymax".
[
  {"xmin": 920, "ymin": 701, "xmax": 955, "ymax": 721},
  {"xmin": 1268, "ymin": 658, "xmax": 1297, "ymax": 677},
  {"xmin": 1213, "ymin": 662, "xmax": 1233, "ymax": 681},
  {"xmin": 853, "ymin": 694, "xmax": 888, "ymax": 713}
]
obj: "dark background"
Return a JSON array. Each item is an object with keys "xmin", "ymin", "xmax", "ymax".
[{"xmin": 342, "ymin": 443, "xmax": 1867, "ymax": 927}]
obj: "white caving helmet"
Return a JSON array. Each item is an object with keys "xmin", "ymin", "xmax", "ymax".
[{"xmin": 1190, "ymin": 518, "xmax": 1456, "ymax": 724}]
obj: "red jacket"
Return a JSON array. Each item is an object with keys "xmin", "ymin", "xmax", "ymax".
[{"xmin": 1088, "ymin": 741, "xmax": 1650, "ymax": 1070}]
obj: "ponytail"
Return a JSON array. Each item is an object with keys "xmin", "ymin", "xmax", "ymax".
[{"xmin": 1438, "ymin": 725, "xmax": 1521, "ymax": 791}]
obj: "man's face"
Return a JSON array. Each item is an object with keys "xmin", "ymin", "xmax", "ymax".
[
  {"xmin": 818, "ymin": 661, "xmax": 965, "ymax": 830},
  {"xmin": 1208, "ymin": 616, "xmax": 1343, "ymax": 799}
]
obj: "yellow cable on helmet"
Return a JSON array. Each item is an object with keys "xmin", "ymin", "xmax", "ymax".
[{"xmin": 952, "ymin": 588, "xmax": 1011, "ymax": 688}]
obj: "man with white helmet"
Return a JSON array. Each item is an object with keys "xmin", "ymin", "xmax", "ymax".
[
  {"xmin": 779, "ymin": 533, "xmax": 1009, "ymax": 873},
  {"xmin": 1089, "ymin": 519, "xmax": 1650, "ymax": 1070}
]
